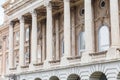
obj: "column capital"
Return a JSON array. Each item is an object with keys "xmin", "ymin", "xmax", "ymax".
[
  {"xmin": 2, "ymin": 36, "xmax": 6, "ymax": 41},
  {"xmin": 9, "ymin": 21, "xmax": 14, "ymax": 27},
  {"xmin": 18, "ymin": 16, "xmax": 25, "ymax": 23},
  {"xmin": 64, "ymin": 0, "xmax": 70, "ymax": 2},
  {"xmin": 44, "ymin": 0, "xmax": 52, "ymax": 10},
  {"xmin": 30, "ymin": 9, "xmax": 37, "ymax": 17},
  {"xmin": 44, "ymin": 0, "xmax": 51, "ymax": 6}
]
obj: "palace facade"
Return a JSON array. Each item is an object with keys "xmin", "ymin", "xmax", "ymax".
[{"xmin": 0, "ymin": 0, "xmax": 120, "ymax": 80}]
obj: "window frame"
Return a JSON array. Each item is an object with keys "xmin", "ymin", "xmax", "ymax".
[{"xmin": 98, "ymin": 25, "xmax": 110, "ymax": 52}]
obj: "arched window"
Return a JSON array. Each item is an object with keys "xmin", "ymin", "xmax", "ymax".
[
  {"xmin": 78, "ymin": 31, "xmax": 85, "ymax": 55},
  {"xmin": 98, "ymin": 26, "xmax": 110, "ymax": 51}
]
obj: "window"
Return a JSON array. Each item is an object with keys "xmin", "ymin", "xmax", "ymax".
[
  {"xmin": 26, "ymin": 28, "xmax": 29, "ymax": 41},
  {"xmin": 100, "ymin": 0, "xmax": 106, "ymax": 8},
  {"xmin": 6, "ymin": 54, "xmax": 9, "ymax": 73},
  {"xmin": 0, "ymin": 40, "xmax": 2, "ymax": 50},
  {"xmin": 16, "ymin": 32, "xmax": 19, "ymax": 45},
  {"xmin": 78, "ymin": 31, "xmax": 85, "ymax": 55},
  {"xmin": 80, "ymin": 8, "xmax": 84, "ymax": 16},
  {"xmin": 25, "ymin": 47, "xmax": 30, "ymax": 65},
  {"xmin": 62, "ymin": 39, "xmax": 64, "ymax": 56},
  {"xmin": 6, "ymin": 36, "xmax": 9, "ymax": 49},
  {"xmin": 98, "ymin": 26, "xmax": 110, "ymax": 51}
]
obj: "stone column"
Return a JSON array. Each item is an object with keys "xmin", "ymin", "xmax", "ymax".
[
  {"xmin": 43, "ymin": 1, "xmax": 53, "ymax": 68},
  {"xmin": 81, "ymin": 0, "xmax": 94, "ymax": 63},
  {"xmin": 19, "ymin": 16, "xmax": 25, "ymax": 67},
  {"xmin": 61, "ymin": 0, "xmax": 71, "ymax": 65},
  {"xmin": 2, "ymin": 36, "xmax": 6, "ymax": 75},
  {"xmin": 84, "ymin": 0, "xmax": 94, "ymax": 52},
  {"xmin": 71, "ymin": 8, "xmax": 75, "ymax": 56},
  {"xmin": 46, "ymin": 2, "xmax": 53, "ymax": 61},
  {"xmin": 42, "ymin": 21, "xmax": 46, "ymax": 62},
  {"xmin": 9, "ymin": 21, "xmax": 14, "ymax": 69},
  {"xmin": 63, "ymin": 0, "xmax": 71, "ymax": 57},
  {"xmin": 31, "ymin": 10, "xmax": 38, "ymax": 65},
  {"xmin": 110, "ymin": 0, "xmax": 120, "ymax": 48},
  {"xmin": 55, "ymin": 18, "xmax": 60, "ymax": 60}
]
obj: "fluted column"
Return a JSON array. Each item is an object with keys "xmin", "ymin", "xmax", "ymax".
[
  {"xmin": 19, "ymin": 16, "xmax": 25, "ymax": 67},
  {"xmin": 85, "ymin": 0, "xmax": 94, "ymax": 52},
  {"xmin": 55, "ymin": 18, "xmax": 60, "ymax": 60},
  {"xmin": 110, "ymin": 0, "xmax": 120, "ymax": 48},
  {"xmin": 64, "ymin": 0, "xmax": 71, "ymax": 57},
  {"xmin": 46, "ymin": 2, "xmax": 53, "ymax": 61},
  {"xmin": 31, "ymin": 10, "xmax": 38, "ymax": 64},
  {"xmin": 9, "ymin": 21, "xmax": 14, "ymax": 69}
]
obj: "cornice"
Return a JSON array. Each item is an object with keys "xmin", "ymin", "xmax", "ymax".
[
  {"xmin": 2, "ymin": 0, "xmax": 10, "ymax": 9},
  {"xmin": 4, "ymin": 0, "xmax": 36, "ymax": 16}
]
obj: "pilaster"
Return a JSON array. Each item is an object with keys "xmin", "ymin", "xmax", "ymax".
[{"xmin": 110, "ymin": 0, "xmax": 120, "ymax": 48}]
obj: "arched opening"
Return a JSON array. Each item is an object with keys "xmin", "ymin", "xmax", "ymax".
[
  {"xmin": 67, "ymin": 74, "xmax": 80, "ymax": 80},
  {"xmin": 117, "ymin": 72, "xmax": 120, "ymax": 80},
  {"xmin": 49, "ymin": 76, "xmax": 59, "ymax": 80},
  {"xmin": 35, "ymin": 78, "xmax": 41, "ymax": 80},
  {"xmin": 98, "ymin": 26, "xmax": 110, "ymax": 52},
  {"xmin": 90, "ymin": 72, "xmax": 107, "ymax": 80}
]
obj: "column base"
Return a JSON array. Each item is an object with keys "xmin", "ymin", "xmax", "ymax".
[
  {"xmin": 29, "ymin": 63, "xmax": 36, "ymax": 71},
  {"xmin": 81, "ymin": 51, "xmax": 91, "ymax": 63},
  {"xmin": 43, "ymin": 60, "xmax": 51, "ymax": 69},
  {"xmin": 17, "ymin": 66, "xmax": 22, "ymax": 73},
  {"xmin": 60, "ymin": 56, "xmax": 69, "ymax": 66},
  {"xmin": 106, "ymin": 47, "xmax": 119, "ymax": 60}
]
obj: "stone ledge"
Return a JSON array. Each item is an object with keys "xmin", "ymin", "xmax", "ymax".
[
  {"xmin": 9, "ymin": 67, "xmax": 17, "ymax": 70},
  {"xmin": 21, "ymin": 65, "xmax": 29, "ymax": 68},
  {"xmin": 67, "ymin": 56, "xmax": 81, "ymax": 60},
  {"xmin": 33, "ymin": 62, "xmax": 43, "ymax": 66},
  {"xmin": 89, "ymin": 50, "xmax": 107, "ymax": 56},
  {"xmin": 49, "ymin": 60, "xmax": 60, "ymax": 63}
]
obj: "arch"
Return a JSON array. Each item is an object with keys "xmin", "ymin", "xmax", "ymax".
[
  {"xmin": 98, "ymin": 25, "xmax": 110, "ymax": 52},
  {"xmin": 67, "ymin": 74, "xmax": 80, "ymax": 80},
  {"xmin": 49, "ymin": 76, "xmax": 59, "ymax": 80},
  {"xmin": 35, "ymin": 78, "xmax": 42, "ymax": 80},
  {"xmin": 90, "ymin": 71, "xmax": 107, "ymax": 80}
]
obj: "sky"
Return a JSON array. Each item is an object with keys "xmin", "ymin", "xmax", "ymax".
[{"xmin": 0, "ymin": 0, "xmax": 5, "ymax": 25}]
